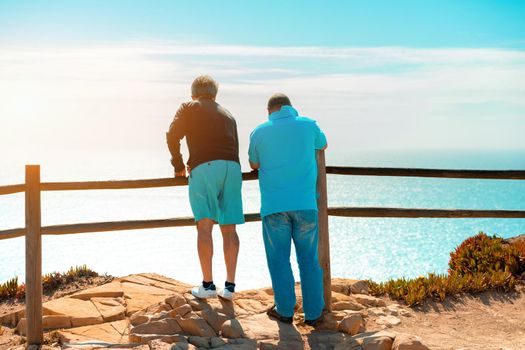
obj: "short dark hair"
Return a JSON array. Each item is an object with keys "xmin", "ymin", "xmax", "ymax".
[
  {"xmin": 191, "ymin": 75, "xmax": 218, "ymax": 99},
  {"xmin": 267, "ymin": 93, "xmax": 291, "ymax": 110}
]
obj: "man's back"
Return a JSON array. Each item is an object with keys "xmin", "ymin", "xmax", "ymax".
[
  {"xmin": 249, "ymin": 97, "xmax": 327, "ymax": 324},
  {"xmin": 167, "ymin": 99, "xmax": 239, "ymax": 171},
  {"xmin": 249, "ymin": 105, "xmax": 327, "ymax": 217}
]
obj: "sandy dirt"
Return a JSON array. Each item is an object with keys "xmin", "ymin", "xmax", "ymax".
[{"xmin": 392, "ymin": 286, "xmax": 525, "ymax": 350}]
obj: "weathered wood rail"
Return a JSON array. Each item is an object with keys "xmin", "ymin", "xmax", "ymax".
[{"xmin": 1, "ymin": 153, "xmax": 525, "ymax": 345}]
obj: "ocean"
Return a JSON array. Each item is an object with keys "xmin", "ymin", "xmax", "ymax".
[{"xmin": 1, "ymin": 149, "xmax": 524, "ymax": 290}]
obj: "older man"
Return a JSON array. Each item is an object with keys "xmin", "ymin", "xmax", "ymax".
[
  {"xmin": 167, "ymin": 75, "xmax": 244, "ymax": 300},
  {"xmin": 248, "ymin": 93, "xmax": 327, "ymax": 325}
]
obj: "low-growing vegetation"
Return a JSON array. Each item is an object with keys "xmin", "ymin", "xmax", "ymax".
[
  {"xmin": 368, "ymin": 232, "xmax": 525, "ymax": 306},
  {"xmin": 0, "ymin": 264, "xmax": 99, "ymax": 301}
]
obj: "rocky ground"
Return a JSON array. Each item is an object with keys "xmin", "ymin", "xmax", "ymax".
[{"xmin": 0, "ymin": 273, "xmax": 523, "ymax": 349}]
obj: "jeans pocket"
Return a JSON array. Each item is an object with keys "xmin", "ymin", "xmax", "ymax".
[{"xmin": 266, "ymin": 213, "xmax": 287, "ymax": 230}]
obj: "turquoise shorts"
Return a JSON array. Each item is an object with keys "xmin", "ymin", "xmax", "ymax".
[{"xmin": 188, "ymin": 160, "xmax": 245, "ymax": 225}]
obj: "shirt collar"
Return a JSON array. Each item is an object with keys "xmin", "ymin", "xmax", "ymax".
[{"xmin": 269, "ymin": 105, "xmax": 298, "ymax": 121}]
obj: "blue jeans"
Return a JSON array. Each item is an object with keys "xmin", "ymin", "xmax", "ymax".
[{"xmin": 262, "ymin": 210, "xmax": 324, "ymax": 320}]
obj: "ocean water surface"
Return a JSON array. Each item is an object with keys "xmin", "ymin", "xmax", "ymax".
[{"xmin": 1, "ymin": 149, "xmax": 524, "ymax": 290}]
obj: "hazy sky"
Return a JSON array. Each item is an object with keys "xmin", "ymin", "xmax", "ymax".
[{"xmin": 1, "ymin": 0, "xmax": 524, "ymax": 165}]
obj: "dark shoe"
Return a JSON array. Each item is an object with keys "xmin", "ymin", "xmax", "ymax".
[
  {"xmin": 304, "ymin": 313, "xmax": 323, "ymax": 327},
  {"xmin": 266, "ymin": 305, "xmax": 293, "ymax": 324}
]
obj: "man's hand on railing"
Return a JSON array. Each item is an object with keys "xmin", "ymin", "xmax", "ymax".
[{"xmin": 174, "ymin": 168, "xmax": 187, "ymax": 178}]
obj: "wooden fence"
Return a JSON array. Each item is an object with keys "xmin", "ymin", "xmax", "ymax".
[{"xmin": 1, "ymin": 150, "xmax": 525, "ymax": 345}]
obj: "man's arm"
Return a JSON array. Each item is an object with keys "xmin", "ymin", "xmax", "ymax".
[
  {"xmin": 248, "ymin": 130, "xmax": 260, "ymax": 170},
  {"xmin": 314, "ymin": 121, "xmax": 328, "ymax": 151},
  {"xmin": 166, "ymin": 104, "xmax": 187, "ymax": 177}
]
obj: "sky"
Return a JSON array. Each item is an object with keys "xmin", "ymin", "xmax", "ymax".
[{"xmin": 1, "ymin": 0, "xmax": 525, "ymax": 170}]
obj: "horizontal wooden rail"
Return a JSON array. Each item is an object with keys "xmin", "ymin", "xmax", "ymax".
[
  {"xmin": 327, "ymin": 207, "xmax": 525, "ymax": 218},
  {"xmin": 2, "ymin": 166, "xmax": 525, "ymax": 195},
  {"xmin": 326, "ymin": 166, "xmax": 525, "ymax": 179},
  {"xmin": 40, "ymin": 172, "xmax": 259, "ymax": 191},
  {"xmin": 2, "ymin": 207, "xmax": 525, "ymax": 241},
  {"xmin": 0, "ymin": 183, "xmax": 25, "ymax": 195}
]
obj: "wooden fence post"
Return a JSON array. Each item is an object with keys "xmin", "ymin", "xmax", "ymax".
[
  {"xmin": 25, "ymin": 165, "xmax": 43, "ymax": 345},
  {"xmin": 316, "ymin": 150, "xmax": 332, "ymax": 311}
]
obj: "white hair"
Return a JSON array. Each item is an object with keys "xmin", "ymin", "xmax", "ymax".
[{"xmin": 191, "ymin": 75, "xmax": 218, "ymax": 98}]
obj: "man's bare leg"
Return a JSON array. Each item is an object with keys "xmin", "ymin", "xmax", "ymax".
[
  {"xmin": 197, "ymin": 218, "xmax": 214, "ymax": 282},
  {"xmin": 220, "ymin": 224, "xmax": 240, "ymax": 283}
]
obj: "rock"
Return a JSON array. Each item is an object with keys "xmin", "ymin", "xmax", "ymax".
[
  {"xmin": 376, "ymin": 315, "xmax": 401, "ymax": 328},
  {"xmin": 210, "ymin": 336, "xmax": 227, "ymax": 347},
  {"xmin": 131, "ymin": 318, "xmax": 182, "ymax": 335},
  {"xmin": 132, "ymin": 346, "xmax": 151, "ymax": 350},
  {"xmin": 121, "ymin": 281, "xmax": 175, "ymax": 315},
  {"xmin": 200, "ymin": 309, "xmax": 229, "ymax": 333},
  {"xmin": 120, "ymin": 274, "xmax": 191, "ymax": 294},
  {"xmin": 183, "ymin": 311, "xmax": 201, "ymax": 320},
  {"xmin": 386, "ymin": 304, "xmax": 412, "ymax": 317},
  {"xmin": 91, "ymin": 296, "xmax": 125, "ymax": 306},
  {"xmin": 69, "ymin": 281, "xmax": 124, "ymax": 300},
  {"xmin": 173, "ymin": 344, "xmax": 199, "ymax": 350},
  {"xmin": 221, "ymin": 319, "xmax": 245, "ymax": 339},
  {"xmin": 353, "ymin": 294, "xmax": 387, "ymax": 308},
  {"xmin": 239, "ymin": 313, "xmax": 301, "ymax": 342},
  {"xmin": 43, "ymin": 297, "xmax": 103, "ymax": 327},
  {"xmin": 188, "ymin": 335, "xmax": 210, "ymax": 347},
  {"xmin": 362, "ymin": 335, "xmax": 393, "ymax": 350},
  {"xmin": 16, "ymin": 315, "xmax": 72, "ymax": 335},
  {"xmin": 392, "ymin": 333, "xmax": 430, "ymax": 350},
  {"xmin": 386, "ymin": 305, "xmax": 399, "ymax": 316},
  {"xmin": 368, "ymin": 307, "xmax": 387, "ymax": 317},
  {"xmin": 220, "ymin": 338, "xmax": 258, "ymax": 349},
  {"xmin": 373, "ymin": 330, "xmax": 397, "ymax": 339},
  {"xmin": 176, "ymin": 315, "xmax": 216, "ymax": 337},
  {"xmin": 130, "ymin": 311, "xmax": 150, "ymax": 326},
  {"xmin": 334, "ymin": 341, "xmax": 363, "ymax": 350},
  {"xmin": 350, "ymin": 280, "xmax": 370, "ymax": 295},
  {"xmin": 318, "ymin": 312, "xmax": 341, "ymax": 331},
  {"xmin": 339, "ymin": 313, "xmax": 365, "ymax": 335},
  {"xmin": 150, "ymin": 310, "xmax": 176, "ymax": 322},
  {"xmin": 91, "ymin": 299, "xmax": 126, "ymax": 322},
  {"xmin": 166, "ymin": 294, "xmax": 187, "ymax": 309},
  {"xmin": 331, "ymin": 291, "xmax": 354, "ymax": 303},
  {"xmin": 307, "ymin": 332, "xmax": 358, "ymax": 349},
  {"xmin": 331, "ymin": 279, "xmax": 351, "ymax": 295},
  {"xmin": 259, "ymin": 339, "xmax": 305, "ymax": 350},
  {"xmin": 175, "ymin": 304, "xmax": 193, "ymax": 317},
  {"xmin": 261, "ymin": 287, "xmax": 274, "ymax": 295},
  {"xmin": 326, "ymin": 311, "xmax": 350, "ymax": 321},
  {"xmin": 58, "ymin": 319, "xmax": 129, "ymax": 344},
  {"xmin": 398, "ymin": 309, "xmax": 413, "ymax": 318},
  {"xmin": 130, "ymin": 333, "xmax": 186, "ymax": 344},
  {"xmin": 333, "ymin": 301, "xmax": 364, "ymax": 311},
  {"xmin": 0, "ymin": 308, "xmax": 25, "ymax": 327},
  {"xmin": 148, "ymin": 339, "xmax": 175, "ymax": 350},
  {"xmin": 234, "ymin": 297, "xmax": 269, "ymax": 314},
  {"xmin": 44, "ymin": 314, "xmax": 73, "ymax": 329},
  {"xmin": 146, "ymin": 302, "xmax": 173, "ymax": 314},
  {"xmin": 186, "ymin": 296, "xmax": 213, "ymax": 312}
]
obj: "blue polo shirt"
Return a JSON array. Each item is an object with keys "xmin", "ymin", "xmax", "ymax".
[{"xmin": 248, "ymin": 106, "xmax": 327, "ymax": 217}]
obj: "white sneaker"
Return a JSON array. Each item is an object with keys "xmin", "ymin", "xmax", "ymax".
[
  {"xmin": 218, "ymin": 288, "xmax": 234, "ymax": 301},
  {"xmin": 191, "ymin": 284, "xmax": 217, "ymax": 299}
]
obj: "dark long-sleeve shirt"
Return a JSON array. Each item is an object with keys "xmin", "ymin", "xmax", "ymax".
[{"xmin": 166, "ymin": 99, "xmax": 240, "ymax": 172}]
